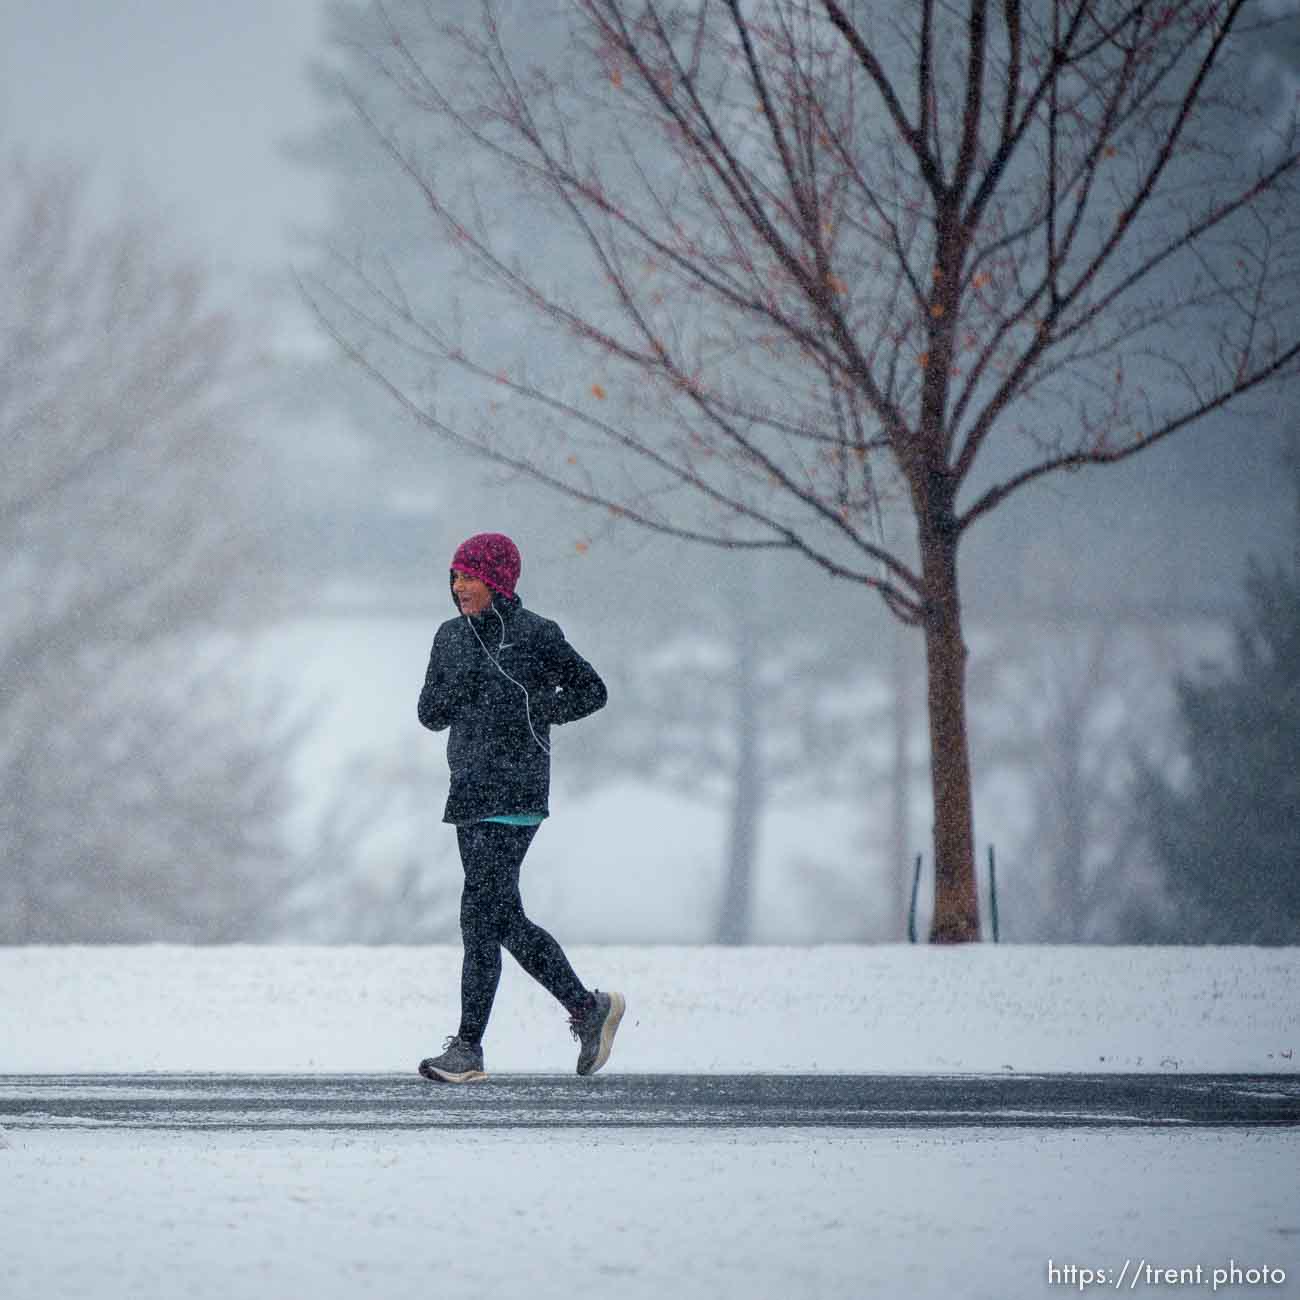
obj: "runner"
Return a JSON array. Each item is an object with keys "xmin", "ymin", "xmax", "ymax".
[{"xmin": 416, "ymin": 532, "xmax": 624, "ymax": 1082}]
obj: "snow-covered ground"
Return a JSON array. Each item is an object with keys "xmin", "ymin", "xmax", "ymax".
[
  {"xmin": 3, "ymin": 944, "xmax": 1296, "ymax": 1074},
  {"xmin": 5, "ymin": 1126, "xmax": 1295, "ymax": 1300},
  {"xmin": 2, "ymin": 944, "xmax": 1297, "ymax": 1299}
]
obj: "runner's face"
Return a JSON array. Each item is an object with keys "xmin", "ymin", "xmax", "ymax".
[{"xmin": 452, "ymin": 571, "xmax": 493, "ymax": 616}]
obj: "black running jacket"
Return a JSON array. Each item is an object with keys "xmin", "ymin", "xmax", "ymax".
[{"xmin": 417, "ymin": 591, "xmax": 607, "ymax": 824}]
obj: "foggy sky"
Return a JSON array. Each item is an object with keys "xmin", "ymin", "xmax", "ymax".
[{"xmin": 0, "ymin": 0, "xmax": 328, "ymax": 276}]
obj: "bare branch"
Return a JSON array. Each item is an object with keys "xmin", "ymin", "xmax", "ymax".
[{"xmin": 959, "ymin": 336, "xmax": 1300, "ymax": 532}]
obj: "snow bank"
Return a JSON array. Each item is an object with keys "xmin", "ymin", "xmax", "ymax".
[{"xmin": 3, "ymin": 944, "xmax": 1295, "ymax": 1074}]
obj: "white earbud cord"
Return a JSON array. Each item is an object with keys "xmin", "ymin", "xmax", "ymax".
[{"xmin": 464, "ymin": 606, "xmax": 551, "ymax": 756}]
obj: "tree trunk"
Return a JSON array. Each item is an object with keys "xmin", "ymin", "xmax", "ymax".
[
  {"xmin": 718, "ymin": 593, "xmax": 762, "ymax": 945},
  {"xmin": 920, "ymin": 523, "xmax": 981, "ymax": 943},
  {"xmin": 889, "ymin": 619, "xmax": 914, "ymax": 939}
]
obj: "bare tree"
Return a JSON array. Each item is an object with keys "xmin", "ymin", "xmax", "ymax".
[
  {"xmin": 307, "ymin": 0, "xmax": 1300, "ymax": 940},
  {"xmin": 970, "ymin": 612, "xmax": 1204, "ymax": 940},
  {"xmin": 0, "ymin": 154, "xmax": 297, "ymax": 942},
  {"xmin": 573, "ymin": 546, "xmax": 887, "ymax": 941}
]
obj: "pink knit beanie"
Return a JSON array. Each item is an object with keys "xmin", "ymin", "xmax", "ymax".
[{"xmin": 450, "ymin": 533, "xmax": 521, "ymax": 598}]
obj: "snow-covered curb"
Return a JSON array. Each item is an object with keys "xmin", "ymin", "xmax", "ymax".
[{"xmin": 4, "ymin": 944, "xmax": 1296, "ymax": 1074}]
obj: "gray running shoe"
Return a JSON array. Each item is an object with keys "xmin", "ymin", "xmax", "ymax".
[
  {"xmin": 570, "ymin": 990, "xmax": 625, "ymax": 1076},
  {"xmin": 419, "ymin": 1036, "xmax": 487, "ymax": 1084}
]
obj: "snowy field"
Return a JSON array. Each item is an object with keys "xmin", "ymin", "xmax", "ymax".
[
  {"xmin": 2, "ymin": 944, "xmax": 1298, "ymax": 1299},
  {"xmin": 2, "ymin": 943, "xmax": 1297, "ymax": 1074}
]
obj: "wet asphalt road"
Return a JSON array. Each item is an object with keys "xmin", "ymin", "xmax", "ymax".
[{"xmin": 2, "ymin": 1073, "xmax": 1298, "ymax": 1131}]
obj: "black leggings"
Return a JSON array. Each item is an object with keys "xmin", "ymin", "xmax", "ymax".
[{"xmin": 456, "ymin": 820, "xmax": 588, "ymax": 1045}]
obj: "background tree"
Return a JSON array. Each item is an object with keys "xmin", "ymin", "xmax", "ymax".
[
  {"xmin": 1132, "ymin": 560, "xmax": 1299, "ymax": 944},
  {"xmin": 0, "ymin": 153, "xmax": 298, "ymax": 942},
  {"xmin": 306, "ymin": 1, "xmax": 1300, "ymax": 941},
  {"xmin": 568, "ymin": 541, "xmax": 894, "ymax": 941},
  {"xmin": 969, "ymin": 611, "xmax": 1202, "ymax": 940}
]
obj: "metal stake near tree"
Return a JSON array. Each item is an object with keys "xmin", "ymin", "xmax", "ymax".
[{"xmin": 307, "ymin": 0, "xmax": 1300, "ymax": 942}]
